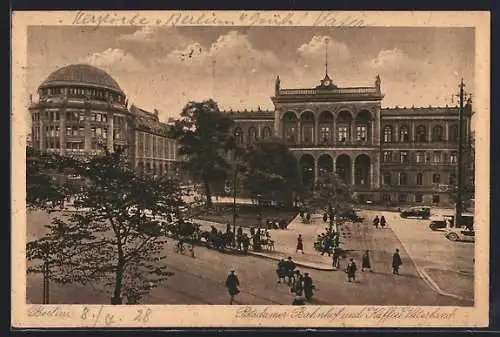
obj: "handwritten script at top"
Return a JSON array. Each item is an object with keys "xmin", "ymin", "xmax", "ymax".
[{"xmin": 72, "ymin": 11, "xmax": 365, "ymax": 28}]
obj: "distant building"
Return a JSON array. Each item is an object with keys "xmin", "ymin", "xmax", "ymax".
[
  {"xmin": 28, "ymin": 63, "xmax": 181, "ymax": 177},
  {"xmin": 228, "ymin": 72, "xmax": 474, "ymax": 206}
]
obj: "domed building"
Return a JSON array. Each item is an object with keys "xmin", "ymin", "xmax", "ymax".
[{"xmin": 29, "ymin": 64, "xmax": 182, "ymax": 177}]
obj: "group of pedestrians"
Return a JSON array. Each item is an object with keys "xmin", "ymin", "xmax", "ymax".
[
  {"xmin": 342, "ymin": 248, "xmax": 403, "ymax": 282},
  {"xmin": 275, "ymin": 257, "xmax": 316, "ymax": 304},
  {"xmin": 372, "ymin": 215, "xmax": 388, "ymax": 229}
]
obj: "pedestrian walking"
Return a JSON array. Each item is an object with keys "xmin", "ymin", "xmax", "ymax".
[
  {"xmin": 296, "ymin": 234, "xmax": 304, "ymax": 254},
  {"xmin": 303, "ymin": 272, "xmax": 315, "ymax": 301},
  {"xmin": 380, "ymin": 216, "xmax": 387, "ymax": 229},
  {"xmin": 285, "ymin": 256, "xmax": 296, "ymax": 285},
  {"xmin": 373, "ymin": 215, "xmax": 380, "ymax": 229},
  {"xmin": 323, "ymin": 213, "xmax": 328, "ymax": 223},
  {"xmin": 291, "ymin": 270, "xmax": 304, "ymax": 296},
  {"xmin": 346, "ymin": 258, "xmax": 357, "ymax": 282},
  {"xmin": 392, "ymin": 249, "xmax": 403, "ymax": 275},
  {"xmin": 242, "ymin": 234, "xmax": 250, "ymax": 253},
  {"xmin": 332, "ymin": 247, "xmax": 341, "ymax": 270},
  {"xmin": 225, "ymin": 269, "xmax": 240, "ymax": 305},
  {"xmin": 276, "ymin": 259, "xmax": 287, "ymax": 283},
  {"xmin": 361, "ymin": 250, "xmax": 372, "ymax": 272}
]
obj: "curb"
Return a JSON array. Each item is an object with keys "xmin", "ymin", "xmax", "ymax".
[
  {"xmin": 247, "ymin": 251, "xmax": 335, "ymax": 271},
  {"xmin": 418, "ymin": 266, "xmax": 474, "ymax": 303}
]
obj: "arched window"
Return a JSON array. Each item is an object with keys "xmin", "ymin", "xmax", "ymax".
[
  {"xmin": 416, "ymin": 173, "xmax": 423, "ymax": 185},
  {"xmin": 383, "ymin": 125, "xmax": 393, "ymax": 143},
  {"xmin": 416, "ymin": 125, "xmax": 427, "ymax": 142},
  {"xmin": 399, "ymin": 172, "xmax": 408, "ymax": 185},
  {"xmin": 432, "ymin": 125, "xmax": 444, "ymax": 142},
  {"xmin": 234, "ymin": 128, "xmax": 243, "ymax": 145},
  {"xmin": 399, "ymin": 126, "xmax": 409, "ymax": 142},
  {"xmin": 262, "ymin": 126, "xmax": 271, "ymax": 138},
  {"xmin": 248, "ymin": 127, "xmax": 258, "ymax": 145}
]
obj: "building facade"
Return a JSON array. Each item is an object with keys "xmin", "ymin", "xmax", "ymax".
[
  {"xmin": 229, "ymin": 72, "xmax": 474, "ymax": 206},
  {"xmin": 29, "ymin": 64, "xmax": 181, "ymax": 177}
]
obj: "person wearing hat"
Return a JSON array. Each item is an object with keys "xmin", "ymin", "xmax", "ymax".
[
  {"xmin": 303, "ymin": 272, "xmax": 315, "ymax": 301},
  {"xmin": 346, "ymin": 258, "xmax": 357, "ymax": 282},
  {"xmin": 291, "ymin": 270, "xmax": 303, "ymax": 296},
  {"xmin": 285, "ymin": 256, "xmax": 296, "ymax": 286},
  {"xmin": 225, "ymin": 269, "xmax": 240, "ymax": 305}
]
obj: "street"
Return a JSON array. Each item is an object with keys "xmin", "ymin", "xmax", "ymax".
[
  {"xmin": 26, "ymin": 209, "xmax": 472, "ymax": 306},
  {"xmin": 362, "ymin": 210, "xmax": 474, "ymax": 302}
]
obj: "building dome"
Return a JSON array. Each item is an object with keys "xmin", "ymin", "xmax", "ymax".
[{"xmin": 39, "ymin": 64, "xmax": 123, "ymax": 93}]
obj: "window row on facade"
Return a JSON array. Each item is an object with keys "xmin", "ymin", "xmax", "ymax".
[
  {"xmin": 136, "ymin": 161, "xmax": 180, "ymax": 176},
  {"xmin": 32, "ymin": 110, "xmax": 126, "ymax": 124},
  {"xmin": 381, "ymin": 171, "xmax": 457, "ymax": 186},
  {"xmin": 284, "ymin": 124, "xmax": 372, "ymax": 145},
  {"xmin": 382, "ymin": 150, "xmax": 457, "ymax": 164},
  {"xmin": 136, "ymin": 131, "xmax": 177, "ymax": 161},
  {"xmin": 233, "ymin": 126, "xmax": 273, "ymax": 146},
  {"xmin": 382, "ymin": 124, "xmax": 459, "ymax": 143},
  {"xmin": 39, "ymin": 87, "xmax": 125, "ymax": 103},
  {"xmin": 32, "ymin": 125, "xmax": 126, "ymax": 140}
]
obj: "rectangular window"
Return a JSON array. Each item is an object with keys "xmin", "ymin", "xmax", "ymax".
[
  {"xmin": 337, "ymin": 126, "xmax": 348, "ymax": 142},
  {"xmin": 400, "ymin": 151, "xmax": 409, "ymax": 164},
  {"xmin": 450, "ymin": 152, "xmax": 457, "ymax": 163},
  {"xmin": 415, "ymin": 151, "xmax": 425, "ymax": 163},
  {"xmin": 356, "ymin": 125, "xmax": 367, "ymax": 141},
  {"xmin": 399, "ymin": 173, "xmax": 408, "ymax": 185},
  {"xmin": 145, "ymin": 134, "xmax": 151, "ymax": 156},
  {"xmin": 320, "ymin": 127, "xmax": 330, "ymax": 144},
  {"xmin": 415, "ymin": 193, "xmax": 423, "ymax": 203},
  {"xmin": 383, "ymin": 151, "xmax": 392, "ymax": 162},
  {"xmin": 433, "ymin": 152, "xmax": 441, "ymax": 163}
]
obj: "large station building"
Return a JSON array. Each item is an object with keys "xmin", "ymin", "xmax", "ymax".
[
  {"xmin": 29, "ymin": 64, "xmax": 182, "ymax": 177},
  {"xmin": 228, "ymin": 72, "xmax": 474, "ymax": 206}
]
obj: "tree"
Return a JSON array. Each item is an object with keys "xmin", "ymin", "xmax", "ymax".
[
  {"xmin": 240, "ymin": 137, "xmax": 302, "ymax": 205},
  {"xmin": 168, "ymin": 100, "xmax": 234, "ymax": 207},
  {"xmin": 26, "ymin": 146, "xmax": 75, "ymax": 210},
  {"xmin": 27, "ymin": 148, "xmax": 184, "ymax": 304},
  {"xmin": 447, "ymin": 183, "xmax": 474, "ymax": 211},
  {"xmin": 305, "ymin": 172, "xmax": 354, "ymax": 231}
]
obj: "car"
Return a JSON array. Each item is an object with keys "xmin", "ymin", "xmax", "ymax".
[
  {"xmin": 400, "ymin": 207, "xmax": 431, "ymax": 219},
  {"xmin": 444, "ymin": 227, "xmax": 475, "ymax": 242},
  {"xmin": 429, "ymin": 214, "xmax": 474, "ymax": 231},
  {"xmin": 339, "ymin": 210, "xmax": 364, "ymax": 223}
]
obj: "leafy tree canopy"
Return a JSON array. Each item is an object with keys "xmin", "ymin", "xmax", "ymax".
[
  {"xmin": 27, "ymin": 148, "xmax": 183, "ymax": 304},
  {"xmin": 168, "ymin": 100, "xmax": 234, "ymax": 206},
  {"xmin": 241, "ymin": 137, "xmax": 302, "ymax": 202}
]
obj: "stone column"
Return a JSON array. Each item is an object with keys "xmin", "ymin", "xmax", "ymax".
[
  {"xmin": 297, "ymin": 119, "xmax": 302, "ymax": 145},
  {"xmin": 428, "ymin": 121, "xmax": 432, "ymax": 142},
  {"xmin": 107, "ymin": 110, "xmax": 114, "ymax": 153},
  {"xmin": 410, "ymin": 120, "xmax": 416, "ymax": 142},
  {"xmin": 332, "ymin": 115, "xmax": 337, "ymax": 145},
  {"xmin": 351, "ymin": 158, "xmax": 356, "ymax": 186},
  {"xmin": 59, "ymin": 105, "xmax": 66, "ymax": 155},
  {"xmin": 394, "ymin": 124, "xmax": 399, "ymax": 143},
  {"xmin": 274, "ymin": 109, "xmax": 281, "ymax": 139},
  {"xmin": 39, "ymin": 113, "xmax": 45, "ymax": 150},
  {"xmin": 314, "ymin": 158, "xmax": 319, "ymax": 186},
  {"xmin": 350, "ymin": 122, "xmax": 356, "ymax": 144},
  {"xmin": 314, "ymin": 114, "xmax": 319, "ymax": 145},
  {"xmin": 258, "ymin": 126, "xmax": 262, "ymax": 139},
  {"xmin": 84, "ymin": 101, "xmax": 91, "ymax": 151},
  {"xmin": 370, "ymin": 161, "xmax": 374, "ymax": 188},
  {"xmin": 332, "ymin": 156, "xmax": 336, "ymax": 173},
  {"xmin": 371, "ymin": 121, "xmax": 375, "ymax": 146},
  {"xmin": 374, "ymin": 154, "xmax": 381, "ymax": 189},
  {"xmin": 375, "ymin": 108, "xmax": 381, "ymax": 145},
  {"xmin": 445, "ymin": 122, "xmax": 449, "ymax": 143}
]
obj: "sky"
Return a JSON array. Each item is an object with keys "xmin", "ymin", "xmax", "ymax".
[{"xmin": 26, "ymin": 26, "xmax": 475, "ymax": 123}]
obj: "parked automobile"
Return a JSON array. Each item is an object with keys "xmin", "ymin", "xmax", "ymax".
[
  {"xmin": 339, "ymin": 210, "xmax": 364, "ymax": 223},
  {"xmin": 444, "ymin": 227, "xmax": 475, "ymax": 242},
  {"xmin": 400, "ymin": 207, "xmax": 431, "ymax": 219},
  {"xmin": 429, "ymin": 214, "xmax": 474, "ymax": 231}
]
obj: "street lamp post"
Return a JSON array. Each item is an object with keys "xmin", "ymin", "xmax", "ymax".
[
  {"xmin": 232, "ymin": 165, "xmax": 238, "ymax": 246},
  {"xmin": 455, "ymin": 79, "xmax": 470, "ymax": 228}
]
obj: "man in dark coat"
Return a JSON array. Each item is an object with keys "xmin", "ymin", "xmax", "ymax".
[
  {"xmin": 346, "ymin": 258, "xmax": 357, "ymax": 282},
  {"xmin": 225, "ymin": 269, "xmax": 240, "ymax": 305},
  {"xmin": 392, "ymin": 248, "xmax": 403, "ymax": 275},
  {"xmin": 361, "ymin": 250, "xmax": 372, "ymax": 272},
  {"xmin": 373, "ymin": 216, "xmax": 380, "ymax": 229},
  {"xmin": 291, "ymin": 270, "xmax": 304, "ymax": 296},
  {"xmin": 332, "ymin": 247, "xmax": 341, "ymax": 270},
  {"xmin": 276, "ymin": 259, "xmax": 287, "ymax": 283},
  {"xmin": 380, "ymin": 216, "xmax": 387, "ymax": 229},
  {"xmin": 285, "ymin": 256, "xmax": 296, "ymax": 285},
  {"xmin": 296, "ymin": 234, "xmax": 304, "ymax": 254},
  {"xmin": 303, "ymin": 272, "xmax": 315, "ymax": 301}
]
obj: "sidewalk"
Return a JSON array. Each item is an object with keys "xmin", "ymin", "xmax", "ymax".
[{"xmin": 195, "ymin": 214, "xmax": 342, "ymax": 271}]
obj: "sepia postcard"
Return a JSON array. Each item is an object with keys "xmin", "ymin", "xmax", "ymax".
[{"xmin": 11, "ymin": 10, "xmax": 490, "ymax": 328}]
